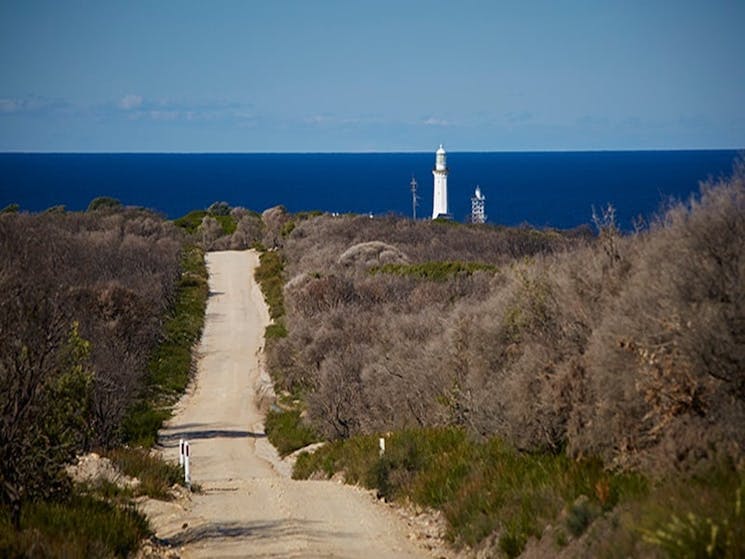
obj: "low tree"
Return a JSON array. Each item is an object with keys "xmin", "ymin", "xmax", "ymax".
[
  {"xmin": 87, "ymin": 196, "xmax": 122, "ymax": 212},
  {"xmin": 0, "ymin": 269, "xmax": 93, "ymax": 529},
  {"xmin": 207, "ymin": 201, "xmax": 231, "ymax": 216}
]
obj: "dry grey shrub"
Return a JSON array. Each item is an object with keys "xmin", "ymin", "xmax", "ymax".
[
  {"xmin": 283, "ymin": 213, "xmax": 575, "ymax": 279},
  {"xmin": 0, "ymin": 209, "xmax": 183, "ymax": 523},
  {"xmin": 308, "ymin": 346, "xmax": 368, "ymax": 439},
  {"xmin": 571, "ymin": 170, "xmax": 745, "ymax": 470},
  {"xmin": 0, "ymin": 210, "xmax": 182, "ymax": 449},
  {"xmin": 270, "ymin": 168, "xmax": 744, "ymax": 473},
  {"xmin": 358, "ymin": 308, "xmax": 451, "ymax": 432},
  {"xmin": 285, "ymin": 274, "xmax": 357, "ymax": 317},
  {"xmin": 199, "ymin": 215, "xmax": 222, "ymax": 248},
  {"xmin": 337, "ymin": 241, "xmax": 409, "ymax": 269},
  {"xmin": 272, "ymin": 214, "xmax": 585, "ymax": 442},
  {"xmin": 229, "ymin": 213, "xmax": 263, "ymax": 249},
  {"xmin": 262, "ymin": 205, "xmax": 291, "ymax": 248}
]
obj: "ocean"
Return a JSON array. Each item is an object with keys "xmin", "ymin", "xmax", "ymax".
[{"xmin": 0, "ymin": 150, "xmax": 739, "ymax": 229}]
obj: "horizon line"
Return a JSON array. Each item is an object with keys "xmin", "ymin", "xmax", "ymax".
[{"xmin": 1, "ymin": 146, "xmax": 743, "ymax": 155}]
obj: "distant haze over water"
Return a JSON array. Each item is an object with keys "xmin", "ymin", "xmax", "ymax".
[{"xmin": 0, "ymin": 150, "xmax": 740, "ymax": 229}]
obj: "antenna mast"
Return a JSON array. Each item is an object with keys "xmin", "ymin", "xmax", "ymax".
[{"xmin": 410, "ymin": 175, "xmax": 419, "ymax": 220}]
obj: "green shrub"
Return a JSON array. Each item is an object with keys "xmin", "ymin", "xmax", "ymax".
[
  {"xmin": 207, "ymin": 201, "xmax": 231, "ymax": 216},
  {"xmin": 173, "ymin": 210, "xmax": 208, "ymax": 234},
  {"xmin": 293, "ymin": 427, "xmax": 647, "ymax": 555},
  {"xmin": 374, "ymin": 428, "xmax": 474, "ymax": 503},
  {"xmin": 120, "ymin": 401, "xmax": 170, "ymax": 448},
  {"xmin": 122, "ymin": 245, "xmax": 208, "ymax": 446},
  {"xmin": 280, "ymin": 220, "xmax": 296, "ymax": 237},
  {"xmin": 565, "ymin": 496, "xmax": 601, "ymax": 537},
  {"xmin": 640, "ymin": 463, "xmax": 745, "ymax": 559},
  {"xmin": 265, "ymin": 321, "xmax": 288, "ymax": 339},
  {"xmin": 106, "ymin": 447, "xmax": 183, "ymax": 499},
  {"xmin": 213, "ymin": 214, "xmax": 237, "ymax": 235},
  {"xmin": 87, "ymin": 196, "xmax": 122, "ymax": 212},
  {"xmin": 175, "ymin": 211, "xmax": 237, "ymax": 237},
  {"xmin": 255, "ymin": 250, "xmax": 285, "ymax": 320},
  {"xmin": 265, "ymin": 409, "xmax": 320, "ymax": 457},
  {"xmin": 371, "ymin": 261, "xmax": 497, "ymax": 282},
  {"xmin": 293, "ymin": 435, "xmax": 379, "ymax": 483},
  {"xmin": 0, "ymin": 495, "xmax": 149, "ymax": 558}
]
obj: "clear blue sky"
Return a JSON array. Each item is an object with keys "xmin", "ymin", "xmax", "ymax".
[{"xmin": 1, "ymin": 0, "xmax": 744, "ymax": 152}]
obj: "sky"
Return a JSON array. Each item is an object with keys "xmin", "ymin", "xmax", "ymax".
[{"xmin": 1, "ymin": 0, "xmax": 744, "ymax": 152}]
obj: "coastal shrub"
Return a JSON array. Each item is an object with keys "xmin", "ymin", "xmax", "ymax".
[
  {"xmin": 281, "ymin": 214, "xmax": 576, "ymax": 282},
  {"xmin": 265, "ymin": 321, "xmax": 288, "ymax": 339},
  {"xmin": 307, "ymin": 347, "xmax": 367, "ymax": 439},
  {"xmin": 269, "ymin": 163, "xmax": 745, "ymax": 474},
  {"xmin": 207, "ymin": 200, "xmax": 231, "ymax": 216},
  {"xmin": 640, "ymin": 463, "xmax": 745, "ymax": 558},
  {"xmin": 123, "ymin": 244, "xmax": 208, "ymax": 446},
  {"xmin": 176, "ymin": 204, "xmax": 262, "ymax": 249},
  {"xmin": 174, "ymin": 209, "xmax": 207, "ymax": 233},
  {"xmin": 87, "ymin": 196, "xmax": 123, "ymax": 212},
  {"xmin": 338, "ymin": 241, "xmax": 409, "ymax": 269},
  {"xmin": 262, "ymin": 205, "xmax": 291, "ymax": 248},
  {"xmin": 293, "ymin": 434, "xmax": 379, "ymax": 483},
  {"xmin": 293, "ymin": 427, "xmax": 647, "ymax": 555},
  {"xmin": 120, "ymin": 402, "xmax": 170, "ymax": 448},
  {"xmin": 0, "ymin": 494, "xmax": 150, "ymax": 558},
  {"xmin": 254, "ymin": 250, "xmax": 285, "ymax": 320},
  {"xmin": 255, "ymin": 162, "xmax": 745, "ymax": 555},
  {"xmin": 570, "ymin": 167, "xmax": 745, "ymax": 471},
  {"xmin": 106, "ymin": 447, "xmax": 183, "ymax": 499},
  {"xmin": 264, "ymin": 409, "xmax": 320, "ymax": 457},
  {"xmin": 370, "ymin": 261, "xmax": 497, "ymax": 281},
  {"xmin": 228, "ymin": 212, "xmax": 264, "ymax": 249},
  {"xmin": 0, "ymin": 207, "xmax": 201, "ymax": 558},
  {"xmin": 0, "ymin": 209, "xmax": 184, "ymax": 525},
  {"xmin": 213, "ymin": 214, "xmax": 236, "ymax": 235}
]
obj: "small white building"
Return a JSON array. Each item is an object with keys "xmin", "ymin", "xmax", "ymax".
[{"xmin": 432, "ymin": 145, "xmax": 450, "ymax": 219}]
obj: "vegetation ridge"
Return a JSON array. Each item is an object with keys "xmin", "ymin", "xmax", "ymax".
[{"xmin": 261, "ymin": 161, "xmax": 745, "ymax": 557}]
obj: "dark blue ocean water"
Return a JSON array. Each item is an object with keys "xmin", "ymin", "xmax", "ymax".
[{"xmin": 0, "ymin": 151, "xmax": 739, "ymax": 229}]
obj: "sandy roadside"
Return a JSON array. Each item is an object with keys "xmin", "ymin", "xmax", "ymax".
[{"xmin": 142, "ymin": 250, "xmax": 433, "ymax": 558}]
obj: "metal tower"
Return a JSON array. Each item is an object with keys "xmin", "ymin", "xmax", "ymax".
[{"xmin": 471, "ymin": 185, "xmax": 486, "ymax": 224}]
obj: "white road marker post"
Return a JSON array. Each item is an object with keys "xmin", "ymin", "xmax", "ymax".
[
  {"xmin": 184, "ymin": 441, "xmax": 191, "ymax": 488},
  {"xmin": 179, "ymin": 438, "xmax": 185, "ymax": 467},
  {"xmin": 379, "ymin": 437, "xmax": 385, "ymax": 457}
]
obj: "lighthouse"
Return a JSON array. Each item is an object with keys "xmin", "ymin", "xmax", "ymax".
[{"xmin": 432, "ymin": 144, "xmax": 450, "ymax": 219}]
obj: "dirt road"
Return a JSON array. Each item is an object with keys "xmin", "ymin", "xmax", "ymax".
[{"xmin": 147, "ymin": 250, "xmax": 432, "ymax": 558}]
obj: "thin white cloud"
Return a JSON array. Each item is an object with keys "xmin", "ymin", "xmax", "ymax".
[
  {"xmin": 110, "ymin": 95, "xmax": 253, "ymax": 124},
  {"xmin": 302, "ymin": 113, "xmax": 388, "ymax": 127},
  {"xmin": 0, "ymin": 96, "xmax": 69, "ymax": 115},
  {"xmin": 0, "ymin": 99, "xmax": 22, "ymax": 113},
  {"xmin": 505, "ymin": 111, "xmax": 533, "ymax": 124},
  {"xmin": 118, "ymin": 94, "xmax": 144, "ymax": 110},
  {"xmin": 148, "ymin": 110, "xmax": 179, "ymax": 121},
  {"xmin": 423, "ymin": 116, "xmax": 452, "ymax": 126}
]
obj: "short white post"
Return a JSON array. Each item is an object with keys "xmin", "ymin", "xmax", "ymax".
[
  {"xmin": 179, "ymin": 438, "xmax": 185, "ymax": 467},
  {"xmin": 379, "ymin": 437, "xmax": 385, "ymax": 457},
  {"xmin": 184, "ymin": 441, "xmax": 191, "ymax": 487}
]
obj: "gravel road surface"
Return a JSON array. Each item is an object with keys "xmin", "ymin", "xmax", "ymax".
[{"xmin": 146, "ymin": 250, "xmax": 432, "ymax": 559}]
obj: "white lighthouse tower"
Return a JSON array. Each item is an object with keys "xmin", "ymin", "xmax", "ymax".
[{"xmin": 432, "ymin": 144, "xmax": 450, "ymax": 219}]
